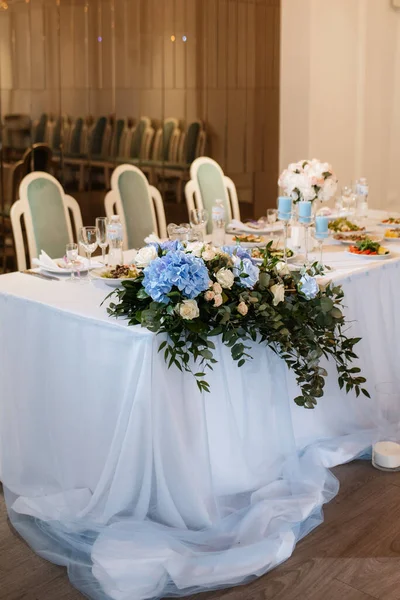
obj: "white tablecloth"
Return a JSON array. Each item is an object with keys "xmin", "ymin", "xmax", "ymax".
[{"xmin": 0, "ymin": 241, "xmax": 399, "ymax": 600}]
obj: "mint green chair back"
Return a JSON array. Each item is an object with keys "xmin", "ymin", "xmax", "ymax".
[
  {"xmin": 184, "ymin": 122, "xmax": 201, "ymax": 164},
  {"xmin": 33, "ymin": 113, "xmax": 48, "ymax": 143},
  {"xmin": 89, "ymin": 116, "xmax": 107, "ymax": 156},
  {"xmin": 130, "ymin": 119, "xmax": 147, "ymax": 159},
  {"xmin": 26, "ymin": 177, "xmax": 70, "ymax": 257},
  {"xmin": 117, "ymin": 170, "xmax": 155, "ymax": 248},
  {"xmin": 70, "ymin": 118, "xmax": 84, "ymax": 155},
  {"xmin": 160, "ymin": 120, "xmax": 176, "ymax": 161},
  {"xmin": 196, "ymin": 162, "xmax": 230, "ymax": 233}
]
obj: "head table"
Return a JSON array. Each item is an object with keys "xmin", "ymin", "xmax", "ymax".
[{"xmin": 0, "ymin": 233, "xmax": 399, "ymax": 599}]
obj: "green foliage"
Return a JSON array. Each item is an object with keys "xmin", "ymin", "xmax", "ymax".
[{"xmin": 106, "ymin": 246, "xmax": 367, "ymax": 408}]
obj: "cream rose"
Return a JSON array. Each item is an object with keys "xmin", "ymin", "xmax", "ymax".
[
  {"xmin": 204, "ymin": 290, "xmax": 215, "ymax": 301},
  {"xmin": 185, "ymin": 241, "xmax": 204, "ymax": 257},
  {"xmin": 237, "ymin": 301, "xmax": 248, "ymax": 316},
  {"xmin": 213, "ymin": 294, "xmax": 223, "ymax": 307},
  {"xmin": 178, "ymin": 299, "xmax": 200, "ymax": 320},
  {"xmin": 134, "ymin": 245, "xmax": 158, "ymax": 268},
  {"xmin": 202, "ymin": 248, "xmax": 216, "ymax": 262},
  {"xmin": 270, "ymin": 283, "xmax": 285, "ymax": 306},
  {"xmin": 212, "ymin": 282, "xmax": 222, "ymax": 294},
  {"xmin": 216, "ymin": 268, "xmax": 234, "ymax": 289},
  {"xmin": 276, "ymin": 261, "xmax": 291, "ymax": 276}
]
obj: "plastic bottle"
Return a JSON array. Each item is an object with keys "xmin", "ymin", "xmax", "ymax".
[
  {"xmin": 356, "ymin": 178, "xmax": 369, "ymax": 219},
  {"xmin": 211, "ymin": 199, "xmax": 226, "ymax": 247},
  {"xmin": 107, "ymin": 215, "xmax": 124, "ymax": 266}
]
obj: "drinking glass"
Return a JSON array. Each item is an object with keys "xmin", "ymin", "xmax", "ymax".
[
  {"xmin": 66, "ymin": 242, "xmax": 79, "ymax": 282},
  {"xmin": 375, "ymin": 382, "xmax": 400, "ymax": 441},
  {"xmin": 167, "ymin": 223, "xmax": 190, "ymax": 241},
  {"xmin": 79, "ymin": 226, "xmax": 98, "ymax": 280},
  {"xmin": 189, "ymin": 209, "xmax": 209, "ymax": 241},
  {"xmin": 96, "ymin": 217, "xmax": 108, "ymax": 266},
  {"xmin": 267, "ymin": 209, "xmax": 278, "ymax": 225}
]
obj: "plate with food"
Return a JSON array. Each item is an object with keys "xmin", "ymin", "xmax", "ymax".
[
  {"xmin": 384, "ymin": 229, "xmax": 400, "ymax": 241},
  {"xmin": 333, "ymin": 232, "xmax": 381, "ymax": 245},
  {"xmin": 251, "ymin": 247, "xmax": 296, "ymax": 263},
  {"xmin": 233, "ymin": 234, "xmax": 268, "ymax": 248},
  {"xmin": 91, "ymin": 265, "xmax": 140, "ymax": 286},
  {"xmin": 380, "ymin": 217, "xmax": 400, "ymax": 228},
  {"xmin": 347, "ymin": 238, "xmax": 391, "ymax": 259},
  {"xmin": 328, "ymin": 218, "xmax": 366, "ymax": 234}
]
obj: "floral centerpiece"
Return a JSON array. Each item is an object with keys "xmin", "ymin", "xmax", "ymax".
[
  {"xmin": 106, "ymin": 241, "xmax": 368, "ymax": 408},
  {"xmin": 278, "ymin": 158, "xmax": 338, "ymax": 204}
]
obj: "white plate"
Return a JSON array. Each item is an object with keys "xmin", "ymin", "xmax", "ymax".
[
  {"xmin": 379, "ymin": 221, "xmax": 400, "ymax": 228},
  {"xmin": 383, "ymin": 235, "xmax": 400, "ymax": 242},
  {"xmin": 226, "ymin": 223, "xmax": 284, "ymax": 235},
  {"xmin": 91, "ymin": 268, "xmax": 136, "ymax": 287},
  {"xmin": 336, "ymin": 235, "xmax": 381, "ymax": 246},
  {"xmin": 346, "ymin": 249, "xmax": 391, "ymax": 260},
  {"xmin": 40, "ymin": 260, "xmax": 88, "ymax": 275}
]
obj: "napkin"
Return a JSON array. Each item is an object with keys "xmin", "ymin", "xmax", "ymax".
[
  {"xmin": 33, "ymin": 250, "xmax": 102, "ymax": 271},
  {"xmin": 227, "ymin": 219, "xmax": 282, "ymax": 234},
  {"xmin": 144, "ymin": 232, "xmax": 161, "ymax": 244}
]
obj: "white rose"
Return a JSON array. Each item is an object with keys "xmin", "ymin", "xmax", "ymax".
[
  {"xmin": 276, "ymin": 261, "xmax": 291, "ymax": 276},
  {"xmin": 213, "ymin": 282, "xmax": 222, "ymax": 294},
  {"xmin": 214, "ymin": 294, "xmax": 223, "ymax": 307},
  {"xmin": 178, "ymin": 299, "xmax": 200, "ymax": 320},
  {"xmin": 185, "ymin": 241, "xmax": 204, "ymax": 257},
  {"xmin": 237, "ymin": 301, "xmax": 248, "ymax": 316},
  {"xmin": 216, "ymin": 268, "xmax": 234, "ymax": 289},
  {"xmin": 202, "ymin": 248, "xmax": 216, "ymax": 261},
  {"xmin": 134, "ymin": 245, "xmax": 158, "ymax": 268},
  {"xmin": 204, "ymin": 290, "xmax": 215, "ymax": 301},
  {"xmin": 270, "ymin": 283, "xmax": 285, "ymax": 306}
]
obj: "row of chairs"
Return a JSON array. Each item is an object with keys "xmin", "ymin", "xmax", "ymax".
[
  {"xmin": 10, "ymin": 157, "xmax": 240, "ymax": 271},
  {"xmin": 31, "ymin": 113, "xmax": 206, "ymax": 197}
]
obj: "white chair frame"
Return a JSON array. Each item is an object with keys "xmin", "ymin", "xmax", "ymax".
[
  {"xmin": 185, "ymin": 157, "xmax": 240, "ymax": 222},
  {"xmin": 104, "ymin": 164, "xmax": 167, "ymax": 250},
  {"xmin": 10, "ymin": 172, "xmax": 83, "ymax": 271}
]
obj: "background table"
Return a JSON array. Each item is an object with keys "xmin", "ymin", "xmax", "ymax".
[{"xmin": 0, "ymin": 242, "xmax": 399, "ymax": 600}]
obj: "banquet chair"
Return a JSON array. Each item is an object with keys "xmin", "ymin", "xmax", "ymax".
[
  {"xmin": 185, "ymin": 157, "xmax": 240, "ymax": 229},
  {"xmin": 10, "ymin": 172, "xmax": 83, "ymax": 271},
  {"xmin": 104, "ymin": 164, "xmax": 167, "ymax": 250}
]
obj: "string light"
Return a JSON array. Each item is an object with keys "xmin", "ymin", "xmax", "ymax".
[
  {"xmin": 170, "ymin": 35, "xmax": 176, "ymax": 42},
  {"xmin": 182, "ymin": 35, "xmax": 187, "ymax": 42}
]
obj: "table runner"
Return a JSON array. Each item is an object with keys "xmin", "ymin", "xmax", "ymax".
[{"xmin": 0, "ymin": 244, "xmax": 399, "ymax": 599}]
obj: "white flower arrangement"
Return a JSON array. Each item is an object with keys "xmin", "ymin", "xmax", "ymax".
[{"xmin": 278, "ymin": 159, "xmax": 338, "ymax": 204}]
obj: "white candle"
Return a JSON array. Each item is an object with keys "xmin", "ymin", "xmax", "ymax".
[{"xmin": 373, "ymin": 441, "xmax": 400, "ymax": 469}]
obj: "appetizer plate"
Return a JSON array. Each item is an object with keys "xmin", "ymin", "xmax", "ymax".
[
  {"xmin": 346, "ymin": 250, "xmax": 392, "ymax": 260},
  {"xmin": 40, "ymin": 259, "xmax": 88, "ymax": 275},
  {"xmin": 251, "ymin": 249, "xmax": 297, "ymax": 264},
  {"xmin": 379, "ymin": 221, "xmax": 400, "ymax": 229},
  {"xmin": 91, "ymin": 268, "xmax": 135, "ymax": 287},
  {"xmin": 336, "ymin": 235, "xmax": 381, "ymax": 246},
  {"xmin": 383, "ymin": 234, "xmax": 400, "ymax": 242}
]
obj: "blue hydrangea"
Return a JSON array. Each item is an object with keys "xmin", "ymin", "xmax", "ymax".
[
  {"xmin": 149, "ymin": 240, "xmax": 184, "ymax": 253},
  {"xmin": 221, "ymin": 245, "xmax": 253, "ymax": 262},
  {"xmin": 299, "ymin": 274, "xmax": 319, "ymax": 299},
  {"xmin": 232, "ymin": 257, "xmax": 260, "ymax": 289},
  {"xmin": 143, "ymin": 250, "xmax": 210, "ymax": 303}
]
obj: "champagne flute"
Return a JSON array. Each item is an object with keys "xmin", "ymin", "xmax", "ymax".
[
  {"xmin": 66, "ymin": 242, "xmax": 79, "ymax": 282},
  {"xmin": 96, "ymin": 217, "xmax": 108, "ymax": 266},
  {"xmin": 79, "ymin": 226, "xmax": 98, "ymax": 280},
  {"xmin": 189, "ymin": 209, "xmax": 209, "ymax": 241}
]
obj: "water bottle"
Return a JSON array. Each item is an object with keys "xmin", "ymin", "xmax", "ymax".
[
  {"xmin": 356, "ymin": 178, "xmax": 369, "ymax": 219},
  {"xmin": 107, "ymin": 215, "xmax": 124, "ymax": 266},
  {"xmin": 212, "ymin": 199, "xmax": 226, "ymax": 247}
]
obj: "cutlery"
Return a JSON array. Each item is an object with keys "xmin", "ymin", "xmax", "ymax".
[{"xmin": 21, "ymin": 270, "xmax": 59, "ymax": 281}]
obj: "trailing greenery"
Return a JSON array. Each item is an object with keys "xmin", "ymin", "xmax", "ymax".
[{"xmin": 106, "ymin": 242, "xmax": 368, "ymax": 408}]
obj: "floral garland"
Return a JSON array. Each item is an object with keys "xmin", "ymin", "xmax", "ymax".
[
  {"xmin": 278, "ymin": 158, "xmax": 338, "ymax": 204},
  {"xmin": 106, "ymin": 241, "xmax": 368, "ymax": 408}
]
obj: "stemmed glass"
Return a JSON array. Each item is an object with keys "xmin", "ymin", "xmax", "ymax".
[
  {"xmin": 190, "ymin": 209, "xmax": 209, "ymax": 241},
  {"xmin": 267, "ymin": 209, "xmax": 278, "ymax": 225},
  {"xmin": 96, "ymin": 217, "xmax": 108, "ymax": 266},
  {"xmin": 79, "ymin": 226, "xmax": 98, "ymax": 280},
  {"xmin": 66, "ymin": 242, "xmax": 79, "ymax": 282}
]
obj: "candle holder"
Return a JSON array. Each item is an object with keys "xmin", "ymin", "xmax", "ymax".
[
  {"xmin": 315, "ymin": 215, "xmax": 330, "ymax": 267},
  {"xmin": 278, "ymin": 197, "xmax": 292, "ymax": 265},
  {"xmin": 298, "ymin": 201, "xmax": 313, "ymax": 266},
  {"xmin": 315, "ymin": 233, "xmax": 328, "ymax": 266}
]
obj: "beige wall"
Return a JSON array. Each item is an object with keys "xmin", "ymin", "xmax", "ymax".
[
  {"xmin": 0, "ymin": 0, "xmax": 281, "ymax": 215},
  {"xmin": 280, "ymin": 0, "xmax": 400, "ymax": 211}
]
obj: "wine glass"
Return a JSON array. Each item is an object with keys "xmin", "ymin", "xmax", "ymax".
[
  {"xmin": 267, "ymin": 209, "xmax": 278, "ymax": 225},
  {"xmin": 66, "ymin": 242, "xmax": 79, "ymax": 282},
  {"xmin": 190, "ymin": 209, "xmax": 209, "ymax": 241},
  {"xmin": 79, "ymin": 226, "xmax": 98, "ymax": 280},
  {"xmin": 96, "ymin": 217, "xmax": 108, "ymax": 266}
]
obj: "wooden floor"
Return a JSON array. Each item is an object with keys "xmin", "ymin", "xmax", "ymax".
[{"xmin": 1, "ymin": 461, "xmax": 400, "ymax": 600}]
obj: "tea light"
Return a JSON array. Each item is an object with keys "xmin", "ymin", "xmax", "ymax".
[
  {"xmin": 298, "ymin": 201, "xmax": 312, "ymax": 224},
  {"xmin": 278, "ymin": 196, "xmax": 292, "ymax": 221},
  {"xmin": 315, "ymin": 215, "xmax": 329, "ymax": 239},
  {"xmin": 372, "ymin": 441, "xmax": 400, "ymax": 470}
]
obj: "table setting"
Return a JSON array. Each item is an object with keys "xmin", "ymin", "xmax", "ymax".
[{"xmin": 1, "ymin": 159, "xmax": 400, "ymax": 600}]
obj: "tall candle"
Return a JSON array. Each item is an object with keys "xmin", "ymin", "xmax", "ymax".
[
  {"xmin": 298, "ymin": 201, "xmax": 312, "ymax": 224},
  {"xmin": 278, "ymin": 196, "xmax": 292, "ymax": 221},
  {"xmin": 315, "ymin": 215, "xmax": 329, "ymax": 239}
]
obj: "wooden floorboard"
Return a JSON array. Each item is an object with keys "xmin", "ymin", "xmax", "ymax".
[{"xmin": 1, "ymin": 461, "xmax": 400, "ymax": 599}]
